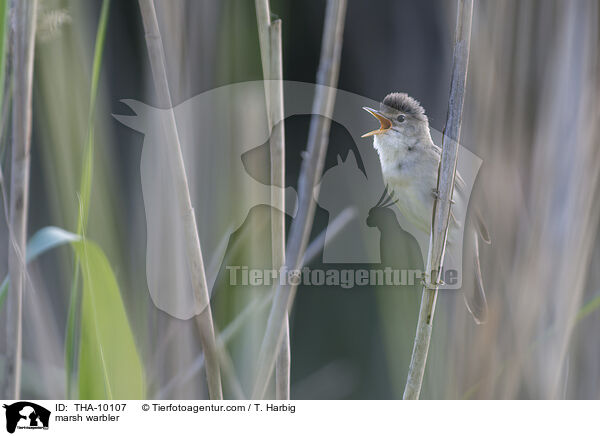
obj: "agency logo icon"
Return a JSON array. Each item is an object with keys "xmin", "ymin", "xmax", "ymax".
[
  {"xmin": 2, "ymin": 402, "xmax": 50, "ymax": 434},
  {"xmin": 114, "ymin": 81, "xmax": 482, "ymax": 319}
]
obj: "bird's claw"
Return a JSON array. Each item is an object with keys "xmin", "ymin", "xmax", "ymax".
[
  {"xmin": 421, "ymin": 276, "xmax": 445, "ymax": 290},
  {"xmin": 431, "ymin": 188, "xmax": 455, "ymax": 204}
]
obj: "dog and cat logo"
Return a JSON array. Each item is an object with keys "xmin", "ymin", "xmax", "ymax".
[
  {"xmin": 2, "ymin": 402, "xmax": 50, "ymax": 433},
  {"xmin": 113, "ymin": 81, "xmax": 483, "ymax": 319}
]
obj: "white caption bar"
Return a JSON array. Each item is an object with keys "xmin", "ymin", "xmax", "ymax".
[{"xmin": 0, "ymin": 400, "xmax": 596, "ymax": 435}]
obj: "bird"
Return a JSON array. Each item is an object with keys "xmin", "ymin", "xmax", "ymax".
[{"xmin": 362, "ymin": 92, "xmax": 490, "ymax": 323}]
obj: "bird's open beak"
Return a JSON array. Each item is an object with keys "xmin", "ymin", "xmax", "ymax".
[{"xmin": 361, "ymin": 107, "xmax": 392, "ymax": 137}]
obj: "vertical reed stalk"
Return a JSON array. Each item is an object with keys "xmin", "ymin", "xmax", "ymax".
[
  {"xmin": 255, "ymin": 0, "xmax": 290, "ymax": 399},
  {"xmin": 252, "ymin": 0, "xmax": 347, "ymax": 399},
  {"xmin": 268, "ymin": 20, "xmax": 290, "ymax": 400},
  {"xmin": 4, "ymin": 0, "xmax": 38, "ymax": 400},
  {"xmin": 137, "ymin": 0, "xmax": 223, "ymax": 400},
  {"xmin": 403, "ymin": 0, "xmax": 473, "ymax": 400},
  {"xmin": 255, "ymin": 0, "xmax": 271, "ymax": 126}
]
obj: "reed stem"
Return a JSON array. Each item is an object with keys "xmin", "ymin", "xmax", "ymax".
[
  {"xmin": 252, "ymin": 0, "xmax": 347, "ymax": 399},
  {"xmin": 268, "ymin": 20, "xmax": 290, "ymax": 400},
  {"xmin": 137, "ymin": 0, "xmax": 223, "ymax": 400},
  {"xmin": 3, "ymin": 0, "xmax": 38, "ymax": 400},
  {"xmin": 403, "ymin": 0, "xmax": 473, "ymax": 400},
  {"xmin": 255, "ymin": 0, "xmax": 290, "ymax": 399}
]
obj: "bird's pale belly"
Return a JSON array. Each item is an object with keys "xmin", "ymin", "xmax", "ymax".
[
  {"xmin": 383, "ymin": 168, "xmax": 435, "ymax": 235},
  {"xmin": 383, "ymin": 165, "xmax": 463, "ymax": 244}
]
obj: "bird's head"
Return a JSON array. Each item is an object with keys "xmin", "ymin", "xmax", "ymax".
[{"xmin": 362, "ymin": 93, "xmax": 429, "ymax": 146}]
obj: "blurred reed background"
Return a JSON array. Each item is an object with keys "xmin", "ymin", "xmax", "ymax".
[{"xmin": 0, "ymin": 0, "xmax": 599, "ymax": 400}]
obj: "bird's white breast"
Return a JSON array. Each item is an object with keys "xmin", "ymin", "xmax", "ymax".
[{"xmin": 373, "ymin": 133, "xmax": 463, "ymax": 240}]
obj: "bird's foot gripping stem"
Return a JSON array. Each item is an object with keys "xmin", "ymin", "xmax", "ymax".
[
  {"xmin": 431, "ymin": 188, "xmax": 455, "ymax": 204},
  {"xmin": 421, "ymin": 275, "xmax": 445, "ymax": 290}
]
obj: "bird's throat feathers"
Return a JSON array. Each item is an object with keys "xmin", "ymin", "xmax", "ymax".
[{"xmin": 372, "ymin": 126, "xmax": 433, "ymax": 171}]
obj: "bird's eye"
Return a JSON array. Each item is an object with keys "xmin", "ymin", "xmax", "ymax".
[{"xmin": 397, "ymin": 114, "xmax": 406, "ymax": 122}]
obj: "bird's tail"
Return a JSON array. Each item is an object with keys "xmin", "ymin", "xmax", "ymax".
[{"xmin": 462, "ymin": 213, "xmax": 490, "ymax": 324}]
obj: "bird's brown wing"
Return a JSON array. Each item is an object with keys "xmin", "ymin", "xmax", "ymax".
[
  {"xmin": 473, "ymin": 206, "xmax": 491, "ymax": 244},
  {"xmin": 462, "ymin": 222, "xmax": 489, "ymax": 324},
  {"xmin": 432, "ymin": 152, "xmax": 490, "ymax": 323},
  {"xmin": 455, "ymin": 172, "xmax": 490, "ymax": 323}
]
